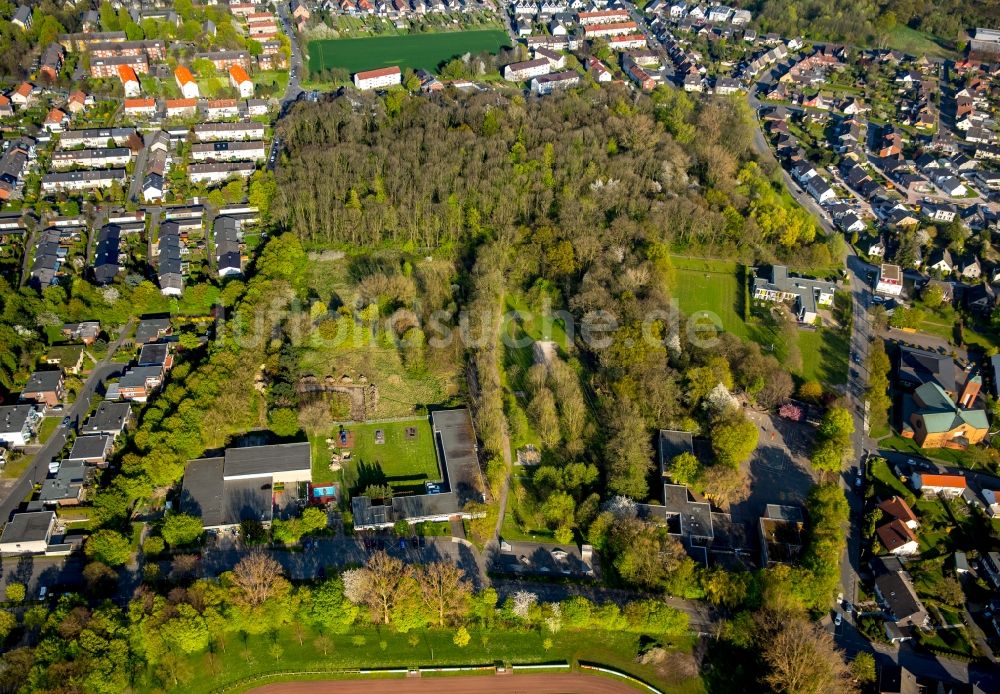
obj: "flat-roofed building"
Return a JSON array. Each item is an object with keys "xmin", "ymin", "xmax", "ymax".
[{"xmin": 0, "ymin": 511, "xmax": 55, "ymax": 555}]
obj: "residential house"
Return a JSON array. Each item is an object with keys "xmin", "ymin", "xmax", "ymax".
[
  {"xmin": 0, "ymin": 512, "xmax": 55, "ymax": 556},
  {"xmin": 61, "ymin": 321, "xmax": 100, "ymax": 344},
  {"xmin": 20, "ymin": 371, "xmax": 64, "ymax": 408},
  {"xmin": 39, "ymin": 460, "xmax": 86, "ymax": 507},
  {"xmin": 926, "ymin": 248, "xmax": 954, "ymax": 275},
  {"xmin": 875, "ymin": 263, "xmax": 903, "ymax": 296},
  {"xmin": 135, "ymin": 317, "xmax": 172, "ymax": 343},
  {"xmin": 759, "ymin": 505, "xmax": 805, "ymax": 567},
  {"xmin": 65, "ymin": 434, "xmax": 113, "ymax": 465},
  {"xmin": 503, "ymin": 58, "xmax": 550, "ymax": 82},
  {"xmin": 872, "ymin": 557, "xmax": 928, "ymax": 640},
  {"xmin": 117, "ymin": 64, "xmax": 141, "ymax": 97},
  {"xmin": 876, "ymin": 519, "xmax": 919, "ymax": 555},
  {"xmin": 228, "ymin": 65, "xmax": 254, "ymax": 98},
  {"xmin": 12, "ymin": 5, "xmax": 31, "ymax": 30},
  {"xmin": 879, "ymin": 496, "xmax": 919, "ymax": 529},
  {"xmin": 0, "ymin": 405, "xmax": 40, "ymax": 447},
  {"xmin": 80, "ymin": 401, "xmax": 132, "ymax": 439},
  {"xmin": 174, "ymin": 66, "xmax": 200, "ymax": 99},
  {"xmin": 44, "ymin": 344, "xmax": 85, "ymax": 375},
  {"xmin": 353, "ymin": 66, "xmax": 401, "ymax": 90},
  {"xmin": 911, "ymin": 472, "xmax": 968, "ymax": 497}
]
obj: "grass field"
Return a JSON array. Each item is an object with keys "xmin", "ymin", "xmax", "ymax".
[
  {"xmin": 152, "ymin": 625, "xmax": 703, "ymax": 694},
  {"xmin": 796, "ymin": 328, "xmax": 848, "ymax": 386},
  {"xmin": 308, "ymin": 30, "xmax": 511, "ymax": 75},
  {"xmin": 311, "ymin": 418, "xmax": 440, "ymax": 494},
  {"xmin": 37, "ymin": 417, "xmax": 60, "ymax": 445},
  {"xmin": 666, "ymin": 256, "xmax": 749, "ymax": 338},
  {"xmin": 885, "ymin": 25, "xmax": 956, "ymax": 60}
]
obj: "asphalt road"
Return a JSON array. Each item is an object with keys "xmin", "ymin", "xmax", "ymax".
[
  {"xmin": 278, "ymin": 5, "xmax": 305, "ymax": 108},
  {"xmin": 0, "ymin": 321, "xmax": 133, "ymax": 524}
]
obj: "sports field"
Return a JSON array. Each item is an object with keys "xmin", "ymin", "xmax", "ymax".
[
  {"xmin": 666, "ymin": 255, "xmax": 749, "ymax": 338},
  {"xmin": 308, "ymin": 30, "xmax": 511, "ymax": 76}
]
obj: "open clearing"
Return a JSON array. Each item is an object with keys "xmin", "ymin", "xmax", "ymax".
[
  {"xmin": 308, "ymin": 30, "xmax": 511, "ymax": 75},
  {"xmin": 666, "ymin": 256, "xmax": 748, "ymax": 338}
]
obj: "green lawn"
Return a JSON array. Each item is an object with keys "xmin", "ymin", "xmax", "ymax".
[
  {"xmin": 884, "ymin": 25, "xmax": 957, "ymax": 60},
  {"xmin": 36, "ymin": 417, "xmax": 61, "ymax": 445},
  {"xmin": 868, "ymin": 457, "xmax": 914, "ymax": 502},
  {"xmin": 666, "ymin": 256, "xmax": 749, "ymax": 338},
  {"xmin": 879, "ymin": 435, "xmax": 984, "ymax": 470},
  {"xmin": 308, "ymin": 30, "xmax": 511, "ymax": 76},
  {"xmin": 310, "ymin": 418, "xmax": 440, "ymax": 494},
  {"xmin": 796, "ymin": 328, "xmax": 848, "ymax": 386},
  {"xmin": 151, "ymin": 625, "xmax": 702, "ymax": 694}
]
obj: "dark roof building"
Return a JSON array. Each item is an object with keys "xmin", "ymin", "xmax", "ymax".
[
  {"xmin": 135, "ymin": 317, "xmax": 171, "ymax": 343},
  {"xmin": 66, "ymin": 434, "xmax": 113, "ymax": 464},
  {"xmin": 180, "ymin": 442, "xmax": 312, "ymax": 530},
  {"xmin": 39, "ymin": 460, "xmax": 86, "ymax": 507},
  {"xmin": 895, "ymin": 345, "xmax": 958, "ymax": 396},
  {"xmin": 352, "ymin": 409, "xmax": 486, "ymax": 529},
  {"xmin": 80, "ymin": 401, "xmax": 132, "ymax": 437}
]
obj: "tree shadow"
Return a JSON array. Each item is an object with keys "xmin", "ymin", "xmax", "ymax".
[{"xmin": 354, "ymin": 460, "xmax": 387, "ymax": 495}]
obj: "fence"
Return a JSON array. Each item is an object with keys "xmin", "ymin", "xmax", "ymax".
[{"xmin": 212, "ymin": 660, "xmax": 652, "ymax": 693}]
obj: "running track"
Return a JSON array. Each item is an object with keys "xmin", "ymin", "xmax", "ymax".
[{"xmin": 250, "ymin": 673, "xmax": 643, "ymax": 693}]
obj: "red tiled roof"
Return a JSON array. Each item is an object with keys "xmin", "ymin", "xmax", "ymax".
[
  {"xmin": 876, "ymin": 519, "xmax": 917, "ymax": 552},
  {"xmin": 124, "ymin": 98, "xmax": 155, "ymax": 108},
  {"xmin": 228, "ymin": 65, "xmax": 251, "ymax": 84},
  {"xmin": 117, "ymin": 64, "xmax": 138, "ymax": 84},
  {"xmin": 355, "ymin": 66, "xmax": 401, "ymax": 80},
  {"xmin": 174, "ymin": 66, "xmax": 195, "ymax": 85},
  {"xmin": 918, "ymin": 473, "xmax": 967, "ymax": 489},
  {"xmin": 878, "ymin": 496, "xmax": 918, "ymax": 525}
]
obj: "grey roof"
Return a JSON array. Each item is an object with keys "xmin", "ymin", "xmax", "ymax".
[
  {"xmin": 896, "ymin": 345, "xmax": 957, "ymax": 393},
  {"xmin": 492, "ymin": 541, "xmax": 593, "ymax": 577},
  {"xmin": 663, "ymin": 483, "xmax": 713, "ymax": 540},
  {"xmin": 431, "ymin": 408, "xmax": 484, "ymax": 506},
  {"xmin": 223, "ymin": 442, "xmax": 311, "ymax": 479},
  {"xmin": 135, "ymin": 317, "xmax": 171, "ymax": 343},
  {"xmin": 120, "ymin": 366, "xmax": 162, "ymax": 389},
  {"xmin": 0, "ymin": 405, "xmax": 35, "ymax": 434},
  {"xmin": 875, "ymin": 569, "xmax": 925, "ymax": 623},
  {"xmin": 658, "ymin": 429, "xmax": 694, "ymax": 474},
  {"xmin": 0, "ymin": 511, "xmax": 54, "ymax": 545},
  {"xmin": 80, "ymin": 402, "xmax": 131, "ymax": 436},
  {"xmin": 23, "ymin": 370, "xmax": 62, "ymax": 394},
  {"xmin": 138, "ymin": 343, "xmax": 168, "ymax": 367},
  {"xmin": 180, "ymin": 457, "xmax": 273, "ymax": 528},
  {"xmin": 39, "ymin": 460, "xmax": 86, "ymax": 503},
  {"xmin": 67, "ymin": 434, "xmax": 112, "ymax": 461}
]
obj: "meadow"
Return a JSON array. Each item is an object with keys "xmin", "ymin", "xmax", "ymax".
[{"xmin": 308, "ymin": 30, "xmax": 511, "ymax": 75}]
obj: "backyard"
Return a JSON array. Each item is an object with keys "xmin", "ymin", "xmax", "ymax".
[
  {"xmin": 310, "ymin": 418, "xmax": 441, "ymax": 495},
  {"xmin": 307, "ymin": 30, "xmax": 511, "ymax": 76}
]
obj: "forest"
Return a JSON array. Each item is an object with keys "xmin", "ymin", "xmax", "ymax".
[{"xmin": 750, "ymin": 0, "xmax": 1000, "ymax": 46}]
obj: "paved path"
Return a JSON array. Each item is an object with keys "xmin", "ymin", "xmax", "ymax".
[{"xmin": 250, "ymin": 673, "xmax": 642, "ymax": 694}]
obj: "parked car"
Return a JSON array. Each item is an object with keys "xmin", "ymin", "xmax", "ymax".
[{"xmin": 834, "ymin": 612, "xmax": 842, "ymax": 626}]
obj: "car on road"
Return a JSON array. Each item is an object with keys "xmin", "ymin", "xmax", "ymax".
[
  {"xmin": 38, "ymin": 586, "xmax": 47, "ymax": 600},
  {"xmin": 834, "ymin": 612, "xmax": 842, "ymax": 626},
  {"xmin": 855, "ymin": 474, "xmax": 862, "ymax": 487},
  {"xmin": 852, "ymin": 353, "xmax": 861, "ymax": 364}
]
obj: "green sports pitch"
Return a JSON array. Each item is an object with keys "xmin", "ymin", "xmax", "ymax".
[{"xmin": 307, "ymin": 29, "xmax": 511, "ymax": 76}]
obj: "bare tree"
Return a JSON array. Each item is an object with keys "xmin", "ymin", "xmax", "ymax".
[
  {"xmin": 363, "ymin": 551, "xmax": 411, "ymax": 625},
  {"xmin": 416, "ymin": 562, "xmax": 472, "ymax": 627},
  {"xmin": 231, "ymin": 552, "xmax": 286, "ymax": 608},
  {"xmin": 763, "ymin": 616, "xmax": 856, "ymax": 694}
]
